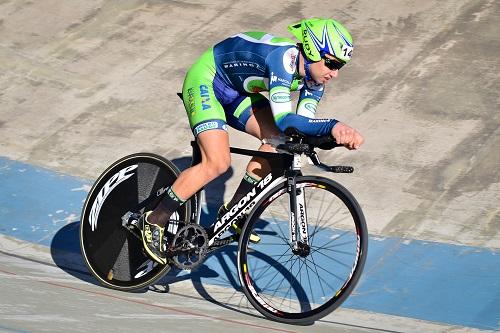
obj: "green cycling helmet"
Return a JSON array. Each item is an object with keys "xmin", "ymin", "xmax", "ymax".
[{"xmin": 288, "ymin": 18, "xmax": 354, "ymax": 63}]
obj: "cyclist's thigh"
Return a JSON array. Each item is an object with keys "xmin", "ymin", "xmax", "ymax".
[
  {"xmin": 225, "ymin": 94, "xmax": 279, "ymax": 140},
  {"xmin": 245, "ymin": 100, "xmax": 281, "ymax": 141},
  {"xmin": 182, "ymin": 48, "xmax": 228, "ymax": 137},
  {"xmin": 196, "ymin": 129, "xmax": 230, "ymax": 166}
]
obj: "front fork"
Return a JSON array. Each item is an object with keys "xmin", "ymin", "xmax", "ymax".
[{"xmin": 286, "ymin": 155, "xmax": 310, "ymax": 257}]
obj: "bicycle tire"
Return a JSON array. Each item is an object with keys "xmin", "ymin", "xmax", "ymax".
[
  {"xmin": 80, "ymin": 153, "xmax": 190, "ymax": 291},
  {"xmin": 237, "ymin": 176, "xmax": 368, "ymax": 324}
]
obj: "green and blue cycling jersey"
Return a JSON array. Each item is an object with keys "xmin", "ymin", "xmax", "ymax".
[{"xmin": 181, "ymin": 31, "xmax": 338, "ymax": 137}]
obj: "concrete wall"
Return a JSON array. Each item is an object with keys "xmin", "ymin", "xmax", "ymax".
[{"xmin": 1, "ymin": 0, "xmax": 498, "ymax": 249}]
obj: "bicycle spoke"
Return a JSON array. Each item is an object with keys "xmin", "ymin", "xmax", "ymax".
[
  {"xmin": 299, "ymin": 256, "xmax": 342, "ymax": 293},
  {"xmin": 312, "ymin": 248, "xmax": 354, "ymax": 270},
  {"xmin": 266, "ymin": 253, "xmax": 295, "ymax": 259},
  {"xmin": 260, "ymin": 242, "xmax": 293, "ymax": 246},
  {"xmin": 252, "ymin": 251, "xmax": 294, "ymax": 284},
  {"xmin": 239, "ymin": 177, "xmax": 367, "ymax": 323},
  {"xmin": 309, "ymin": 250, "xmax": 327, "ymax": 297},
  {"xmin": 309, "ymin": 210, "xmax": 347, "ymax": 245},
  {"xmin": 303, "ymin": 257, "xmax": 316, "ymax": 305},
  {"xmin": 304, "ymin": 254, "xmax": 351, "ymax": 281},
  {"xmin": 303, "ymin": 187, "xmax": 321, "ymax": 242},
  {"xmin": 251, "ymin": 249, "xmax": 292, "ymax": 282},
  {"xmin": 311, "ymin": 244, "xmax": 356, "ymax": 257},
  {"xmin": 310, "ymin": 204, "xmax": 346, "ymax": 242},
  {"xmin": 310, "ymin": 229, "xmax": 354, "ymax": 251},
  {"xmin": 267, "ymin": 212, "xmax": 291, "ymax": 245},
  {"xmin": 255, "ymin": 254, "xmax": 299, "ymax": 311}
]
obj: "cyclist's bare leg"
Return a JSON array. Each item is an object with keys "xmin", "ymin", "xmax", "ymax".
[
  {"xmin": 148, "ymin": 129, "xmax": 230, "ymax": 226},
  {"xmin": 223, "ymin": 103, "xmax": 280, "ymax": 210},
  {"xmin": 244, "ymin": 104, "xmax": 280, "ymax": 179},
  {"xmin": 173, "ymin": 129, "xmax": 230, "ymax": 199}
]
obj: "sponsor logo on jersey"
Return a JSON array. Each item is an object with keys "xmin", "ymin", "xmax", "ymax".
[
  {"xmin": 270, "ymin": 72, "xmax": 291, "ymax": 87},
  {"xmin": 271, "ymin": 91, "xmax": 291, "ymax": 103},
  {"xmin": 187, "ymin": 87, "xmax": 195, "ymax": 115},
  {"xmin": 243, "ymin": 76, "xmax": 268, "ymax": 93},
  {"xmin": 223, "ymin": 60, "xmax": 263, "ymax": 71},
  {"xmin": 270, "ymin": 72, "xmax": 278, "ymax": 84},
  {"xmin": 199, "ymin": 85, "xmax": 211, "ymax": 110},
  {"xmin": 194, "ymin": 121, "xmax": 225, "ymax": 135},
  {"xmin": 307, "ymin": 118, "xmax": 330, "ymax": 123},
  {"xmin": 283, "ymin": 48, "xmax": 298, "ymax": 74},
  {"xmin": 304, "ymin": 102, "xmax": 316, "ymax": 113}
]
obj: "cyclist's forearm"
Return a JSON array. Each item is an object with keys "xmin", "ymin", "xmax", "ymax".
[
  {"xmin": 275, "ymin": 113, "xmax": 338, "ymax": 136},
  {"xmin": 269, "ymin": 86, "xmax": 335, "ymax": 136},
  {"xmin": 296, "ymin": 97, "xmax": 318, "ymax": 118}
]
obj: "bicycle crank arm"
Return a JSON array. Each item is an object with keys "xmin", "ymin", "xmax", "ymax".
[{"xmin": 121, "ymin": 211, "xmax": 143, "ymax": 241}]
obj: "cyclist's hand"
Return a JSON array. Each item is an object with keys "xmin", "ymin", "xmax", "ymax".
[{"xmin": 331, "ymin": 122, "xmax": 364, "ymax": 150}]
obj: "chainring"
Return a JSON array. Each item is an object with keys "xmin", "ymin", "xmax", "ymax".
[{"xmin": 170, "ymin": 224, "xmax": 208, "ymax": 270}]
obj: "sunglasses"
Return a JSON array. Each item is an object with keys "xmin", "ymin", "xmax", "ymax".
[{"xmin": 323, "ymin": 56, "xmax": 345, "ymax": 70}]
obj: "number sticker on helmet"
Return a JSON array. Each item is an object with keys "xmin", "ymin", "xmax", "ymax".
[{"xmin": 342, "ymin": 45, "xmax": 353, "ymax": 59}]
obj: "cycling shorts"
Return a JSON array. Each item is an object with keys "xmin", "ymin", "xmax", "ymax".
[{"xmin": 181, "ymin": 47, "xmax": 269, "ymax": 137}]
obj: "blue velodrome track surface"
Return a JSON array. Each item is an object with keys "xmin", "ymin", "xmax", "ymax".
[{"xmin": 1, "ymin": 156, "xmax": 499, "ymax": 331}]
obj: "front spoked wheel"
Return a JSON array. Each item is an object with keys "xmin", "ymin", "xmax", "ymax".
[{"xmin": 238, "ymin": 176, "xmax": 368, "ymax": 324}]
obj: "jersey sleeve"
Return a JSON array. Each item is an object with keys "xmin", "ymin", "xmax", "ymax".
[
  {"xmin": 265, "ymin": 47, "xmax": 296, "ymax": 123},
  {"xmin": 275, "ymin": 113, "xmax": 338, "ymax": 136},
  {"xmin": 265, "ymin": 47, "xmax": 337, "ymax": 136},
  {"xmin": 296, "ymin": 81, "xmax": 324, "ymax": 118}
]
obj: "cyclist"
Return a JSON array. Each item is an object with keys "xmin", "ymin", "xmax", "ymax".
[{"xmin": 141, "ymin": 18, "xmax": 364, "ymax": 264}]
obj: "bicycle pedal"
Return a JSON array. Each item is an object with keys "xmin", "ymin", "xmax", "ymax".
[{"xmin": 122, "ymin": 212, "xmax": 141, "ymax": 228}]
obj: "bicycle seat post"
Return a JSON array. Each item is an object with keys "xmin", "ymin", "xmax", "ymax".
[{"xmin": 190, "ymin": 140, "xmax": 202, "ymax": 167}]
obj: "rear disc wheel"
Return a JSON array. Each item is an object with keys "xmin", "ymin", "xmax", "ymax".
[{"xmin": 80, "ymin": 153, "xmax": 190, "ymax": 291}]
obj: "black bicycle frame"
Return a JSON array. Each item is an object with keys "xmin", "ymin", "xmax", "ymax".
[{"xmin": 188, "ymin": 140, "xmax": 301, "ymax": 248}]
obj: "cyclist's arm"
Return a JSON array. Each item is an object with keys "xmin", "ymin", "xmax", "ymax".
[
  {"xmin": 292, "ymin": 78, "xmax": 363, "ymax": 149},
  {"xmin": 266, "ymin": 47, "xmax": 338, "ymax": 136},
  {"xmin": 275, "ymin": 113, "xmax": 338, "ymax": 136},
  {"xmin": 295, "ymin": 81, "xmax": 324, "ymax": 118},
  {"xmin": 269, "ymin": 86, "xmax": 338, "ymax": 136}
]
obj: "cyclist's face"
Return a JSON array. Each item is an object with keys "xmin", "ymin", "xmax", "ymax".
[{"xmin": 309, "ymin": 54, "xmax": 340, "ymax": 84}]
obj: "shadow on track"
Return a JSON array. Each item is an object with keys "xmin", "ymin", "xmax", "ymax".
[
  {"xmin": 50, "ymin": 156, "xmax": 234, "ymax": 289},
  {"xmin": 49, "ymin": 156, "xmax": 312, "ymax": 324}
]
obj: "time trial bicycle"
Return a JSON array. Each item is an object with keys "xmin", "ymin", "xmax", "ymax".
[{"xmin": 80, "ymin": 126, "xmax": 368, "ymax": 325}]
